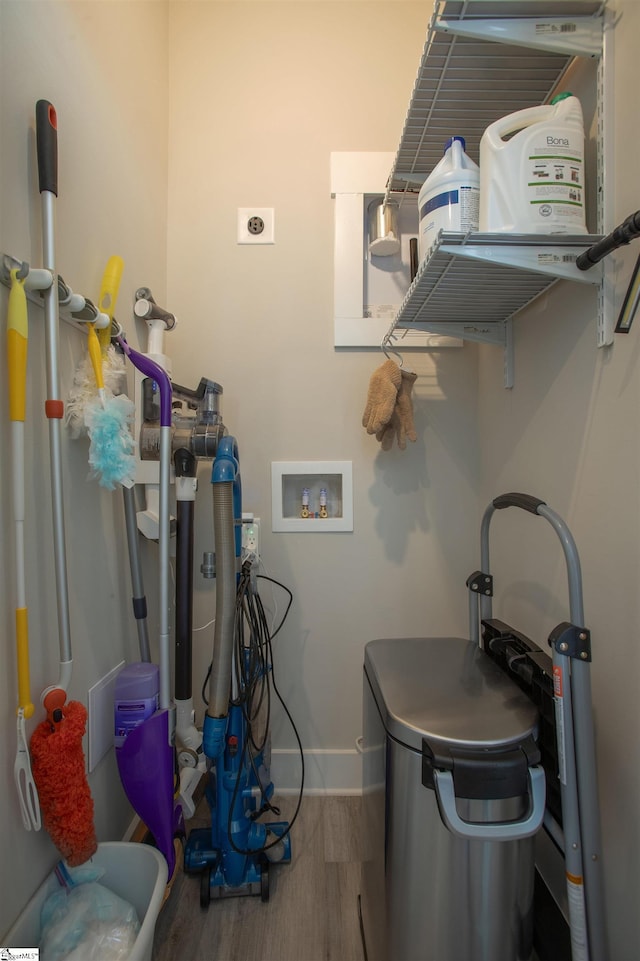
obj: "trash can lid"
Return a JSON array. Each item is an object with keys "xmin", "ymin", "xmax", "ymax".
[{"xmin": 364, "ymin": 637, "xmax": 538, "ymax": 752}]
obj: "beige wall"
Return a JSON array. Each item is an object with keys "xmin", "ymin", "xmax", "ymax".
[
  {"xmin": 164, "ymin": 0, "xmax": 477, "ymax": 785},
  {"xmin": 1, "ymin": 1, "xmax": 638, "ymax": 956},
  {"xmin": 0, "ymin": 0, "xmax": 169, "ymax": 937},
  {"xmin": 477, "ymin": 2, "xmax": 640, "ymax": 953}
]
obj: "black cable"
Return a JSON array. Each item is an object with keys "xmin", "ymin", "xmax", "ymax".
[
  {"xmin": 201, "ymin": 664, "xmax": 211, "ymax": 707},
  {"xmin": 257, "ymin": 574, "xmax": 293, "ymax": 641},
  {"xmin": 201, "ymin": 571, "xmax": 293, "ymax": 705},
  {"xmin": 198, "ymin": 561, "xmax": 303, "ymax": 854},
  {"xmin": 224, "ymin": 563, "xmax": 304, "ymax": 856}
]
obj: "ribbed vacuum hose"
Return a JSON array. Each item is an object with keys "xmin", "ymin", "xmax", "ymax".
[{"xmin": 207, "ymin": 481, "xmax": 236, "ymax": 718}]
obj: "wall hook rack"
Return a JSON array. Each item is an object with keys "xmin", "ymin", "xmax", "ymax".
[
  {"xmin": 133, "ymin": 287, "xmax": 177, "ymax": 330},
  {"xmin": 1, "ymin": 252, "xmax": 110, "ymax": 331}
]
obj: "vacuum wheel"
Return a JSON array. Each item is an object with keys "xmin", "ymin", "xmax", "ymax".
[
  {"xmin": 260, "ymin": 857, "xmax": 270, "ymax": 903},
  {"xmin": 200, "ymin": 867, "xmax": 211, "ymax": 909}
]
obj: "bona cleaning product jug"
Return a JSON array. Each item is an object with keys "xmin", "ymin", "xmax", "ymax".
[
  {"xmin": 418, "ymin": 137, "xmax": 480, "ymax": 262},
  {"xmin": 479, "ymin": 93, "xmax": 587, "ymax": 235}
]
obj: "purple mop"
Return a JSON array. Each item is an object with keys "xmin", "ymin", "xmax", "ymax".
[{"xmin": 115, "ymin": 338, "xmax": 183, "ymax": 877}]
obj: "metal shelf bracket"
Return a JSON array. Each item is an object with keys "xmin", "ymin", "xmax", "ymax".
[
  {"xmin": 439, "ymin": 239, "xmax": 605, "ymax": 284},
  {"xmin": 435, "ymin": 15, "xmax": 603, "ymax": 59}
]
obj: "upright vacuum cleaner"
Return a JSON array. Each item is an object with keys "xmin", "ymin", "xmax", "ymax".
[
  {"xmin": 184, "ymin": 436, "xmax": 292, "ymax": 905},
  {"xmin": 113, "ymin": 295, "xmax": 292, "ymax": 898}
]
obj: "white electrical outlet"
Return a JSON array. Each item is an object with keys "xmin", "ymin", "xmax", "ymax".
[
  {"xmin": 237, "ymin": 208, "xmax": 275, "ymax": 245},
  {"xmin": 242, "ymin": 517, "xmax": 260, "ymax": 562}
]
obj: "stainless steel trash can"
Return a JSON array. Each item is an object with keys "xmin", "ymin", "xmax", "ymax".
[{"xmin": 360, "ymin": 637, "xmax": 545, "ymax": 961}]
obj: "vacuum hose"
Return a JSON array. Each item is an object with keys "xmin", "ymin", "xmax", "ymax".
[
  {"xmin": 207, "ymin": 481, "xmax": 237, "ymax": 719},
  {"xmin": 202, "ymin": 438, "xmax": 241, "ymax": 760},
  {"xmin": 576, "ymin": 209, "xmax": 640, "ymax": 270}
]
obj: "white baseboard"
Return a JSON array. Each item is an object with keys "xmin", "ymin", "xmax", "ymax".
[
  {"xmin": 270, "ymin": 748, "xmax": 362, "ymax": 796},
  {"xmin": 121, "ymin": 751, "xmax": 362, "ymax": 837}
]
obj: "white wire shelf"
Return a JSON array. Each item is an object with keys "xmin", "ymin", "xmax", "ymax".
[
  {"xmin": 381, "ymin": 0, "xmax": 611, "ymax": 383},
  {"xmin": 387, "ymin": 0, "xmax": 604, "ymax": 195},
  {"xmin": 386, "ymin": 232, "xmax": 603, "ymax": 386},
  {"xmin": 394, "ymin": 232, "xmax": 603, "ymax": 329}
]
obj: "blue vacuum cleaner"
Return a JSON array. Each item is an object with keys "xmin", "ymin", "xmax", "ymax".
[{"xmin": 184, "ymin": 437, "xmax": 292, "ymax": 904}]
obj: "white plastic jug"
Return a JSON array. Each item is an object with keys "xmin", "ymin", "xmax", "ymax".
[
  {"xmin": 418, "ymin": 137, "xmax": 480, "ymax": 262},
  {"xmin": 479, "ymin": 93, "xmax": 587, "ymax": 235}
]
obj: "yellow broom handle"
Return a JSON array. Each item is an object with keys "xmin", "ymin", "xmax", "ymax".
[
  {"xmin": 8, "ymin": 270, "xmax": 34, "ymax": 719},
  {"xmin": 8, "ymin": 269, "xmax": 27, "ymax": 420},
  {"xmin": 16, "ymin": 610, "xmax": 34, "ymax": 718},
  {"xmin": 97, "ymin": 254, "xmax": 123, "ymax": 352},
  {"xmin": 87, "ymin": 322, "xmax": 105, "ymax": 390}
]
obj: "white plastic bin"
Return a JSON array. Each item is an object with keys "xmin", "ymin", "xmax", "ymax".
[{"xmin": 4, "ymin": 842, "xmax": 168, "ymax": 961}]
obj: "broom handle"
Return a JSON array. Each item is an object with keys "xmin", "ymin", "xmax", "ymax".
[
  {"xmin": 36, "ymin": 100, "xmax": 72, "ymax": 676},
  {"xmin": 97, "ymin": 255, "xmax": 123, "ymax": 352},
  {"xmin": 8, "ymin": 270, "xmax": 34, "ymax": 718}
]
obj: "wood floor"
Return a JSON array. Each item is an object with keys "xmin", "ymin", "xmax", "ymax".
[{"xmin": 152, "ymin": 794, "xmax": 365, "ymax": 961}]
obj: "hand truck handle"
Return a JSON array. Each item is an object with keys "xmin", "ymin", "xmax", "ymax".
[{"xmin": 492, "ymin": 492, "xmax": 546, "ymax": 515}]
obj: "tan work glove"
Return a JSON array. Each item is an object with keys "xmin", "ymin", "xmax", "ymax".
[
  {"xmin": 376, "ymin": 369, "xmax": 417, "ymax": 451},
  {"xmin": 362, "ymin": 359, "xmax": 402, "ymax": 435}
]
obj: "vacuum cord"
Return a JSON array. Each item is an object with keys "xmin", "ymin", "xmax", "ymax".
[{"xmin": 202, "ymin": 565, "xmax": 304, "ymax": 855}]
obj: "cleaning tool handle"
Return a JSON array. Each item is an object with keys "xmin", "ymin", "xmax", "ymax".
[
  {"xmin": 86, "ymin": 323, "xmax": 105, "ymax": 391},
  {"xmin": 97, "ymin": 255, "xmax": 124, "ymax": 351},
  {"xmin": 576, "ymin": 209, "xmax": 640, "ymax": 270},
  {"xmin": 118, "ymin": 337, "xmax": 172, "ymax": 425},
  {"xmin": 35, "ymin": 98, "xmax": 73, "ymax": 675},
  {"xmin": 16, "ymin": 609, "xmax": 34, "ymax": 718},
  {"xmin": 8, "ymin": 270, "xmax": 28, "ymax": 422},
  {"xmin": 7, "ymin": 270, "xmax": 33, "ymax": 718},
  {"xmin": 36, "ymin": 100, "xmax": 58, "ymax": 196}
]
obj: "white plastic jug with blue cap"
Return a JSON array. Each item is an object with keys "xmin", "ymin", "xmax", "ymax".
[
  {"xmin": 418, "ymin": 136, "xmax": 480, "ymax": 262},
  {"xmin": 479, "ymin": 93, "xmax": 587, "ymax": 235}
]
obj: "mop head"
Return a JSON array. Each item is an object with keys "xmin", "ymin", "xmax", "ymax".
[
  {"xmin": 30, "ymin": 700, "xmax": 98, "ymax": 867},
  {"xmin": 67, "ymin": 345, "xmax": 128, "ymax": 438},
  {"xmin": 84, "ymin": 393, "xmax": 136, "ymax": 490},
  {"xmin": 66, "ymin": 345, "xmax": 136, "ymax": 489}
]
